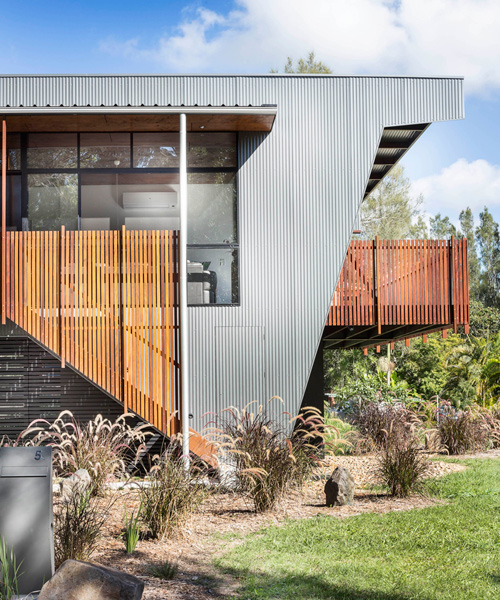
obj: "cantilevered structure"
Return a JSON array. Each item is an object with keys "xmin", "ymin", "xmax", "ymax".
[{"xmin": 0, "ymin": 75, "xmax": 466, "ymax": 440}]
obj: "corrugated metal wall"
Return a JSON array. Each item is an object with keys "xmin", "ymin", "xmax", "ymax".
[{"xmin": 0, "ymin": 75, "xmax": 464, "ymax": 430}]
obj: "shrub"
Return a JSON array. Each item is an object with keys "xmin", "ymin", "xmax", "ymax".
[
  {"xmin": 20, "ymin": 411, "xmax": 150, "ymax": 495},
  {"xmin": 54, "ymin": 486, "xmax": 113, "ymax": 568},
  {"xmin": 122, "ymin": 505, "xmax": 141, "ymax": 554},
  {"xmin": 438, "ymin": 408, "xmax": 489, "ymax": 454},
  {"xmin": 139, "ymin": 440, "xmax": 209, "ymax": 540},
  {"xmin": 376, "ymin": 431, "xmax": 430, "ymax": 498},
  {"xmin": 213, "ymin": 403, "xmax": 333, "ymax": 512},
  {"xmin": 0, "ymin": 537, "xmax": 22, "ymax": 600},
  {"xmin": 478, "ymin": 404, "xmax": 500, "ymax": 448},
  {"xmin": 148, "ymin": 559, "xmax": 179, "ymax": 580},
  {"xmin": 353, "ymin": 402, "xmax": 420, "ymax": 449}
]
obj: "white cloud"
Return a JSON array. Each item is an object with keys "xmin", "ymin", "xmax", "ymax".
[
  {"xmin": 412, "ymin": 159, "xmax": 500, "ymax": 219},
  {"xmin": 101, "ymin": 0, "xmax": 500, "ymax": 95}
]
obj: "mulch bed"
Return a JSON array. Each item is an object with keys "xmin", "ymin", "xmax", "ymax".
[{"xmin": 86, "ymin": 452, "xmax": 470, "ymax": 599}]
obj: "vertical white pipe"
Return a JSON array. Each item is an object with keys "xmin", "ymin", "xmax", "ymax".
[{"xmin": 179, "ymin": 113, "xmax": 190, "ymax": 468}]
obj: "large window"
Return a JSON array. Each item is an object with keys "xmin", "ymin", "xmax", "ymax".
[
  {"xmin": 3, "ymin": 130, "xmax": 238, "ymax": 304},
  {"xmin": 186, "ymin": 133, "xmax": 238, "ymax": 305}
]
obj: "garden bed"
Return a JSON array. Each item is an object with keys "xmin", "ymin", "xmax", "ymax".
[{"xmin": 89, "ymin": 453, "xmax": 466, "ymax": 599}]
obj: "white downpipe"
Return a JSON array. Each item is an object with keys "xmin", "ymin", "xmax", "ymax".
[{"xmin": 179, "ymin": 113, "xmax": 190, "ymax": 468}]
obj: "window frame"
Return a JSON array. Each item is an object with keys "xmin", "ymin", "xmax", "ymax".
[{"xmin": 5, "ymin": 130, "xmax": 240, "ymax": 306}]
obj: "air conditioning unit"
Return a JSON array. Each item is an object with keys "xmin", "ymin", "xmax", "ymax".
[{"xmin": 122, "ymin": 191, "xmax": 178, "ymax": 210}]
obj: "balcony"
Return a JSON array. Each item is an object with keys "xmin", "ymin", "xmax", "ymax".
[{"xmin": 324, "ymin": 238, "xmax": 469, "ymax": 350}]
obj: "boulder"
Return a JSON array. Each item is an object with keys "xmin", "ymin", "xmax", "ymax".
[
  {"xmin": 38, "ymin": 560, "xmax": 144, "ymax": 600},
  {"xmin": 324, "ymin": 466, "xmax": 355, "ymax": 507},
  {"xmin": 61, "ymin": 468, "xmax": 92, "ymax": 498}
]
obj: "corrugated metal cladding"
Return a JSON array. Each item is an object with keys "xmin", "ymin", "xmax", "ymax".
[{"xmin": 0, "ymin": 75, "xmax": 464, "ymax": 432}]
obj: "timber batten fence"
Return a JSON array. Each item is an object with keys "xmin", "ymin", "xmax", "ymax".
[{"xmin": 4, "ymin": 228, "xmax": 181, "ymax": 435}]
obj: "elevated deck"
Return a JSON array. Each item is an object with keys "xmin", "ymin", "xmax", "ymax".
[{"xmin": 324, "ymin": 238, "xmax": 469, "ymax": 350}]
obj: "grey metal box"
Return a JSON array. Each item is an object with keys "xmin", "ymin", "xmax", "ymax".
[{"xmin": 0, "ymin": 447, "xmax": 54, "ymax": 594}]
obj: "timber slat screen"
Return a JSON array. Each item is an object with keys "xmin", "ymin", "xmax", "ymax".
[
  {"xmin": 328, "ymin": 238, "xmax": 469, "ymax": 331},
  {"xmin": 4, "ymin": 229, "xmax": 181, "ymax": 435}
]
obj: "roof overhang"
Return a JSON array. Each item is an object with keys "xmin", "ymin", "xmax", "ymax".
[
  {"xmin": 0, "ymin": 106, "xmax": 277, "ymax": 133},
  {"xmin": 364, "ymin": 123, "xmax": 430, "ymax": 198}
]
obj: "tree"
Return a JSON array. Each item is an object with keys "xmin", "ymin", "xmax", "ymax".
[
  {"xmin": 476, "ymin": 207, "xmax": 500, "ymax": 308},
  {"xmin": 458, "ymin": 208, "xmax": 480, "ymax": 300},
  {"xmin": 429, "ymin": 213, "xmax": 457, "ymax": 239},
  {"xmin": 360, "ymin": 165, "xmax": 425, "ymax": 240},
  {"xmin": 272, "ymin": 52, "xmax": 332, "ymax": 74}
]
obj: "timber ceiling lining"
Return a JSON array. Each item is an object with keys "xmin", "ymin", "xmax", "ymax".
[
  {"xmin": 364, "ymin": 123, "xmax": 430, "ymax": 199},
  {"xmin": 4, "ymin": 112, "xmax": 275, "ymax": 133}
]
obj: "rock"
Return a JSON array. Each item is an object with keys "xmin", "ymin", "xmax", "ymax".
[
  {"xmin": 38, "ymin": 560, "xmax": 144, "ymax": 600},
  {"xmin": 61, "ymin": 468, "xmax": 92, "ymax": 498},
  {"xmin": 324, "ymin": 466, "xmax": 355, "ymax": 506}
]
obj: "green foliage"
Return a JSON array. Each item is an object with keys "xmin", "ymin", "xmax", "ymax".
[
  {"xmin": 54, "ymin": 486, "xmax": 113, "ymax": 568},
  {"xmin": 353, "ymin": 402, "xmax": 419, "ymax": 449},
  {"xmin": 272, "ymin": 52, "xmax": 332, "ymax": 74},
  {"xmin": 148, "ymin": 559, "xmax": 179, "ymax": 580},
  {"xmin": 430, "ymin": 213, "xmax": 457, "ymax": 239},
  {"xmin": 377, "ymin": 435, "xmax": 430, "ymax": 498},
  {"xmin": 21, "ymin": 411, "xmax": 150, "ymax": 496},
  {"xmin": 438, "ymin": 408, "xmax": 489, "ymax": 454},
  {"xmin": 0, "ymin": 538, "xmax": 21, "ymax": 600},
  {"xmin": 215, "ymin": 403, "xmax": 334, "ymax": 512},
  {"xmin": 122, "ymin": 504, "xmax": 141, "ymax": 554},
  {"xmin": 139, "ymin": 440, "xmax": 209, "ymax": 540},
  {"xmin": 467, "ymin": 299, "xmax": 500, "ymax": 338},
  {"xmin": 217, "ymin": 459, "xmax": 500, "ymax": 600},
  {"xmin": 444, "ymin": 334, "xmax": 500, "ymax": 407},
  {"xmin": 476, "ymin": 207, "xmax": 500, "ymax": 308},
  {"xmin": 360, "ymin": 165, "xmax": 425, "ymax": 240},
  {"xmin": 459, "ymin": 207, "xmax": 480, "ymax": 299}
]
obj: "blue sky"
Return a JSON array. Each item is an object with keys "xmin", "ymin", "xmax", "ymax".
[{"xmin": 1, "ymin": 0, "xmax": 500, "ymax": 228}]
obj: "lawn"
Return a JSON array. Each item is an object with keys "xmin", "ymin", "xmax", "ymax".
[{"xmin": 216, "ymin": 459, "xmax": 500, "ymax": 600}]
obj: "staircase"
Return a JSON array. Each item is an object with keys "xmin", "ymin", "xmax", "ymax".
[{"xmin": 3, "ymin": 228, "xmax": 181, "ymax": 436}]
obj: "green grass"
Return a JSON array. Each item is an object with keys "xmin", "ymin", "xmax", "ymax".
[{"xmin": 216, "ymin": 459, "xmax": 500, "ymax": 600}]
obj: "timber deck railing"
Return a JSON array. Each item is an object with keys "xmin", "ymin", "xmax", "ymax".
[
  {"xmin": 328, "ymin": 237, "xmax": 469, "ymax": 333},
  {"xmin": 4, "ymin": 228, "xmax": 181, "ymax": 435}
]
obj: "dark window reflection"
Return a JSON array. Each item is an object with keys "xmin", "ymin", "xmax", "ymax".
[
  {"xmin": 0, "ymin": 175, "xmax": 22, "ymax": 230},
  {"xmin": 27, "ymin": 134, "xmax": 77, "ymax": 169},
  {"xmin": 80, "ymin": 133, "xmax": 131, "ymax": 168},
  {"xmin": 133, "ymin": 133, "xmax": 179, "ymax": 168},
  {"xmin": 0, "ymin": 135, "xmax": 22, "ymax": 171},
  {"xmin": 187, "ymin": 133, "xmax": 237, "ymax": 168}
]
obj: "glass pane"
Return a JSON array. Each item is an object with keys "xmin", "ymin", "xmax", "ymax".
[
  {"xmin": 0, "ymin": 135, "xmax": 21, "ymax": 171},
  {"xmin": 133, "ymin": 133, "xmax": 180, "ymax": 168},
  {"xmin": 28, "ymin": 173, "xmax": 78, "ymax": 231},
  {"xmin": 0, "ymin": 175, "xmax": 21, "ymax": 231},
  {"xmin": 187, "ymin": 248, "xmax": 238, "ymax": 305},
  {"xmin": 27, "ymin": 133, "xmax": 77, "ymax": 169},
  {"xmin": 80, "ymin": 133, "xmax": 131, "ymax": 168},
  {"xmin": 187, "ymin": 172, "xmax": 236, "ymax": 244},
  {"xmin": 187, "ymin": 133, "xmax": 237, "ymax": 168},
  {"xmin": 81, "ymin": 172, "xmax": 179, "ymax": 231}
]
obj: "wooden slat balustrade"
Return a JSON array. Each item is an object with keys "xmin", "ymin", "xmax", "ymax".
[
  {"xmin": 325, "ymin": 238, "xmax": 469, "ymax": 349},
  {"xmin": 4, "ymin": 229, "xmax": 180, "ymax": 435}
]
